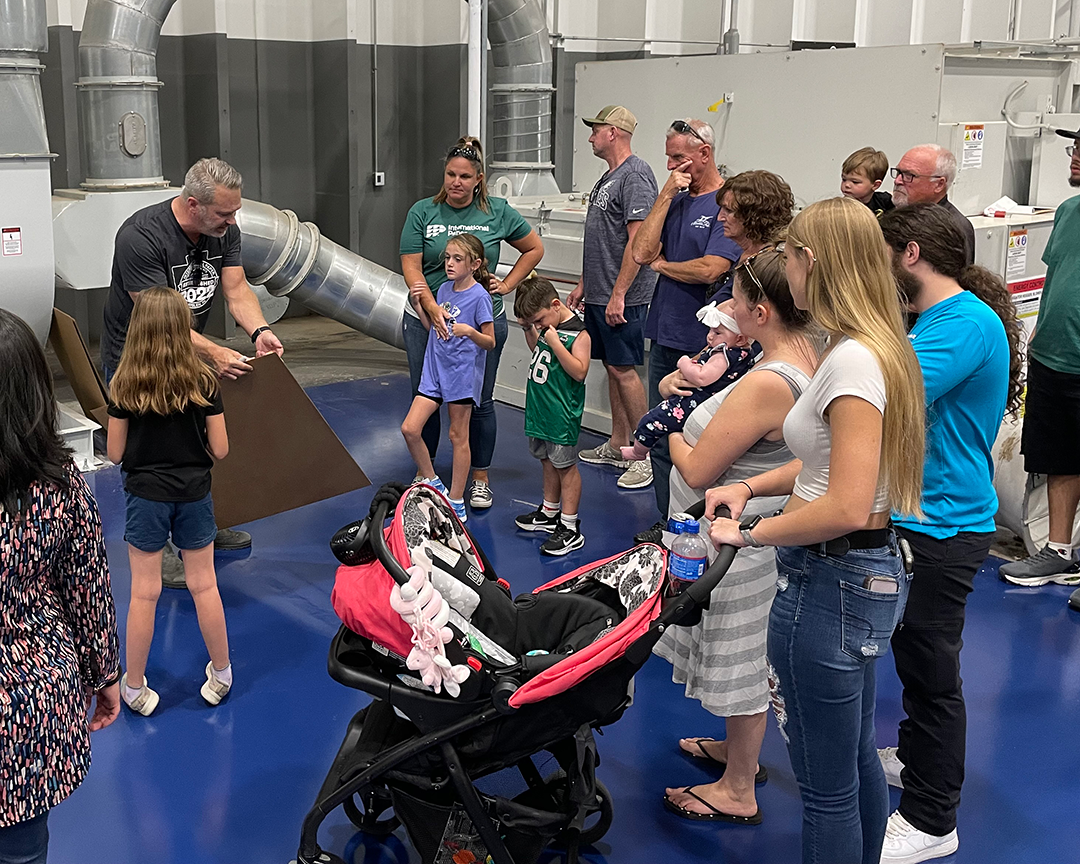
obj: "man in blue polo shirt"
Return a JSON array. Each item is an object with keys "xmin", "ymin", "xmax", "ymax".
[
  {"xmin": 631, "ymin": 118, "xmax": 741, "ymax": 520},
  {"xmin": 877, "ymin": 204, "xmax": 1015, "ymax": 864}
]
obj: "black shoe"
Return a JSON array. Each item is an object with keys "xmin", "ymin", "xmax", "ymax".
[
  {"xmin": 1070, "ymin": 586, "xmax": 1080, "ymax": 612},
  {"xmin": 162, "ymin": 546, "xmax": 187, "ymax": 590},
  {"xmin": 634, "ymin": 520, "xmax": 666, "ymax": 546},
  {"xmin": 540, "ymin": 522, "xmax": 585, "ymax": 556},
  {"xmin": 215, "ymin": 527, "xmax": 252, "ymax": 550},
  {"xmin": 515, "ymin": 506, "xmax": 559, "ymax": 533}
]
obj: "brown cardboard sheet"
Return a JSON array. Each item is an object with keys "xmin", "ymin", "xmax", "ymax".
[
  {"xmin": 48, "ymin": 308, "xmax": 111, "ymax": 429},
  {"xmin": 212, "ymin": 353, "xmax": 370, "ymax": 528}
]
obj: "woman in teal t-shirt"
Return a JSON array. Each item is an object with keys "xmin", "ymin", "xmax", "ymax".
[{"xmin": 400, "ymin": 136, "xmax": 544, "ymax": 510}]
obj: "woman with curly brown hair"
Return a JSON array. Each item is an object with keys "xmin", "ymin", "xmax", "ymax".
[{"xmin": 717, "ymin": 170, "xmax": 797, "ymax": 274}]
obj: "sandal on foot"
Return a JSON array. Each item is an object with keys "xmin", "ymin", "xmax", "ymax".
[
  {"xmin": 663, "ymin": 786, "xmax": 763, "ymax": 825},
  {"xmin": 679, "ymin": 737, "xmax": 769, "ymax": 784}
]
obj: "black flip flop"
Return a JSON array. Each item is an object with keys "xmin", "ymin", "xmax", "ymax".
[
  {"xmin": 680, "ymin": 738, "xmax": 769, "ymax": 785},
  {"xmin": 663, "ymin": 786, "xmax": 763, "ymax": 825}
]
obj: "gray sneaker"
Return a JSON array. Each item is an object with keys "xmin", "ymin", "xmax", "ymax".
[
  {"xmin": 999, "ymin": 545, "xmax": 1080, "ymax": 586},
  {"xmin": 578, "ymin": 441, "xmax": 629, "ymax": 468},
  {"xmin": 1070, "ymin": 587, "xmax": 1080, "ymax": 611},
  {"xmin": 162, "ymin": 545, "xmax": 187, "ymax": 590},
  {"xmin": 617, "ymin": 457, "xmax": 653, "ymax": 489}
]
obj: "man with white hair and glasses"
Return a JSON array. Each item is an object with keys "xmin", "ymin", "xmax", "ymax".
[
  {"xmin": 102, "ymin": 156, "xmax": 285, "ymax": 587},
  {"xmin": 890, "ymin": 144, "xmax": 975, "ymax": 266},
  {"xmin": 629, "ymin": 118, "xmax": 742, "ymax": 523}
]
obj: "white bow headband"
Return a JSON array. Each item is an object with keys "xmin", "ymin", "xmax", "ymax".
[{"xmin": 696, "ymin": 301, "xmax": 741, "ymax": 335}]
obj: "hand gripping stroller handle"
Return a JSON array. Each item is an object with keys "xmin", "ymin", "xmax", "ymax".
[
  {"xmin": 369, "ymin": 500, "xmax": 412, "ymax": 587},
  {"xmin": 654, "ymin": 504, "xmax": 737, "ymax": 629}
]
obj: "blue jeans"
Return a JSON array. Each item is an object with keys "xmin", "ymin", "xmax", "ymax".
[
  {"xmin": 647, "ymin": 341, "xmax": 686, "ymax": 518},
  {"xmin": 0, "ymin": 812, "xmax": 49, "ymax": 864},
  {"xmin": 768, "ymin": 541, "xmax": 911, "ymax": 864},
  {"xmin": 402, "ymin": 311, "xmax": 508, "ymax": 471}
]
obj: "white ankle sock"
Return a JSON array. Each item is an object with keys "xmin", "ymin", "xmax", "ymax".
[
  {"xmin": 560, "ymin": 513, "xmax": 579, "ymax": 531},
  {"xmin": 1048, "ymin": 542, "xmax": 1073, "ymax": 559},
  {"xmin": 542, "ymin": 500, "xmax": 559, "ymax": 517},
  {"xmin": 123, "ymin": 681, "xmax": 144, "ymax": 704},
  {"xmin": 211, "ymin": 663, "xmax": 233, "ymax": 688}
]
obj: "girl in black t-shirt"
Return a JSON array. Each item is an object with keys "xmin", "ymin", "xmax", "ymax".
[{"xmin": 107, "ymin": 287, "xmax": 233, "ymax": 716}]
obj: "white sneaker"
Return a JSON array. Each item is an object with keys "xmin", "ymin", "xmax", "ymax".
[
  {"xmin": 880, "ymin": 811, "xmax": 958, "ymax": 864},
  {"xmin": 617, "ymin": 457, "xmax": 653, "ymax": 489},
  {"xmin": 120, "ymin": 672, "xmax": 159, "ymax": 716},
  {"xmin": 200, "ymin": 662, "xmax": 232, "ymax": 705},
  {"xmin": 879, "ymin": 746, "xmax": 905, "ymax": 788}
]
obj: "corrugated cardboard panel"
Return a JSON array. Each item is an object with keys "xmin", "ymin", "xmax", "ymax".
[{"xmin": 48, "ymin": 308, "xmax": 110, "ymax": 428}]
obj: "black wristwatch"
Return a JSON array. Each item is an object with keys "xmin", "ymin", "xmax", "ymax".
[
  {"xmin": 250, "ymin": 325, "xmax": 272, "ymax": 344},
  {"xmin": 739, "ymin": 514, "xmax": 765, "ymax": 548}
]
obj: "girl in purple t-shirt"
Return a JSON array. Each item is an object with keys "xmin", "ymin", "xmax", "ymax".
[{"xmin": 401, "ymin": 233, "xmax": 496, "ymax": 521}]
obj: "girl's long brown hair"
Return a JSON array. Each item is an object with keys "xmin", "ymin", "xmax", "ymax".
[
  {"xmin": 110, "ymin": 287, "xmax": 219, "ymax": 415},
  {"xmin": 445, "ymin": 233, "xmax": 494, "ymax": 291}
]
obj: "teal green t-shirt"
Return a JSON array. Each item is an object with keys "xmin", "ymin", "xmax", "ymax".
[
  {"xmin": 399, "ymin": 195, "xmax": 532, "ymax": 318},
  {"xmin": 1031, "ymin": 195, "xmax": 1080, "ymax": 373}
]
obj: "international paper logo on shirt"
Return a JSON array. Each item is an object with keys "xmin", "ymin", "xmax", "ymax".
[
  {"xmin": 691, "ymin": 214, "xmax": 713, "ymax": 229},
  {"xmin": 426, "ymin": 223, "xmax": 493, "ymax": 239}
]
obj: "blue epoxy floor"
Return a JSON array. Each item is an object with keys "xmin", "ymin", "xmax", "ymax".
[{"xmin": 54, "ymin": 373, "xmax": 1080, "ymax": 864}]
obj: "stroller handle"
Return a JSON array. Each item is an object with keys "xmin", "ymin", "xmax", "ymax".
[{"xmin": 369, "ymin": 499, "xmax": 413, "ymax": 587}]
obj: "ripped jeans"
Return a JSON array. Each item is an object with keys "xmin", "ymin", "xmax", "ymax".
[{"xmin": 767, "ymin": 541, "xmax": 910, "ymax": 864}]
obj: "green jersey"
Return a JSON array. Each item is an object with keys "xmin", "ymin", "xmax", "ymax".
[
  {"xmin": 1031, "ymin": 195, "xmax": 1080, "ymax": 373},
  {"xmin": 524, "ymin": 316, "xmax": 587, "ymax": 446},
  {"xmin": 399, "ymin": 195, "xmax": 532, "ymax": 318}
]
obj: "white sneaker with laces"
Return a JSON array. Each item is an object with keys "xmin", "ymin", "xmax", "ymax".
[
  {"xmin": 469, "ymin": 481, "xmax": 493, "ymax": 509},
  {"xmin": 879, "ymin": 746, "xmax": 905, "ymax": 788},
  {"xmin": 880, "ymin": 811, "xmax": 958, "ymax": 864},
  {"xmin": 578, "ymin": 441, "xmax": 629, "ymax": 468}
]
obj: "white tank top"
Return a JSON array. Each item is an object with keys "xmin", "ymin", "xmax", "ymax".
[{"xmin": 782, "ymin": 336, "xmax": 890, "ymax": 511}]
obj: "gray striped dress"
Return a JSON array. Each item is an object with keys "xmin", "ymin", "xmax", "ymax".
[{"xmin": 653, "ymin": 360, "xmax": 810, "ymax": 717}]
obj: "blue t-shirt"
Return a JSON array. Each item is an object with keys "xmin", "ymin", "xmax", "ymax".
[
  {"xmin": 418, "ymin": 280, "xmax": 494, "ymax": 405},
  {"xmin": 644, "ymin": 190, "xmax": 742, "ymax": 352},
  {"xmin": 895, "ymin": 291, "xmax": 1010, "ymax": 539}
]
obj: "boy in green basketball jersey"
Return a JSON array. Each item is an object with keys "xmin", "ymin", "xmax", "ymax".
[{"xmin": 513, "ymin": 277, "xmax": 592, "ymax": 556}]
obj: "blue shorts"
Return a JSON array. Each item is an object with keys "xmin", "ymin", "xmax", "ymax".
[
  {"xmin": 584, "ymin": 302, "xmax": 647, "ymax": 367},
  {"xmin": 124, "ymin": 490, "xmax": 218, "ymax": 552}
]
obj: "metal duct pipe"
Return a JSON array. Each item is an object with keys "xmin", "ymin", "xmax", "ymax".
[
  {"xmin": 236, "ymin": 200, "xmax": 408, "ymax": 351},
  {"xmin": 487, "ymin": 0, "xmax": 560, "ymax": 197},
  {"xmin": 0, "ymin": 0, "xmax": 56, "ymax": 342},
  {"xmin": 76, "ymin": 0, "xmax": 177, "ymax": 189}
]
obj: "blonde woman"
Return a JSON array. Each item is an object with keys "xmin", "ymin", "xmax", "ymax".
[{"xmin": 708, "ymin": 197, "xmax": 925, "ymax": 864}]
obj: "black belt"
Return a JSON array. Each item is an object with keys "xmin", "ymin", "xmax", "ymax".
[{"xmin": 804, "ymin": 527, "xmax": 892, "ymax": 557}]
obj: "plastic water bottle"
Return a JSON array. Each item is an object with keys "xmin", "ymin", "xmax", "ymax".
[{"xmin": 668, "ymin": 519, "xmax": 709, "ymax": 595}]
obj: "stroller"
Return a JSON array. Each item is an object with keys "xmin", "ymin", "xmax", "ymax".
[{"xmin": 294, "ymin": 483, "xmax": 734, "ymax": 864}]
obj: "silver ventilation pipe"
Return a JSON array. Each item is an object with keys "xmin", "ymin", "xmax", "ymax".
[
  {"xmin": 487, "ymin": 0, "xmax": 560, "ymax": 197},
  {"xmin": 76, "ymin": 0, "xmax": 177, "ymax": 189},
  {"xmin": 236, "ymin": 201, "xmax": 407, "ymax": 350},
  {"xmin": 0, "ymin": 0, "xmax": 56, "ymax": 342}
]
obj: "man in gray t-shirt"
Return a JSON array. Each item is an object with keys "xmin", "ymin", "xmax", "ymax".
[{"xmin": 569, "ymin": 105, "xmax": 659, "ymax": 490}]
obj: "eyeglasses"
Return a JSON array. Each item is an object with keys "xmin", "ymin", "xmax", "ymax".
[
  {"xmin": 1067, "ymin": 145, "xmax": 1076, "ymax": 157},
  {"xmin": 670, "ymin": 120, "xmax": 707, "ymax": 145},
  {"xmin": 889, "ymin": 167, "xmax": 943, "ymax": 183},
  {"xmin": 448, "ymin": 146, "xmax": 481, "ymax": 162}
]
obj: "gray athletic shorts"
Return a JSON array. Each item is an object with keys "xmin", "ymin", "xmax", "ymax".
[{"xmin": 528, "ymin": 437, "xmax": 579, "ymax": 469}]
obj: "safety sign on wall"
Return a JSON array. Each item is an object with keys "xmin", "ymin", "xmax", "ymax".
[
  {"xmin": 1006, "ymin": 228, "xmax": 1028, "ymax": 280},
  {"xmin": 1, "ymin": 227, "xmax": 22, "ymax": 257},
  {"xmin": 963, "ymin": 125, "xmax": 984, "ymax": 169}
]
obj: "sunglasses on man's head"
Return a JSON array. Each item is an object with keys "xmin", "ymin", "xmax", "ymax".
[{"xmin": 670, "ymin": 120, "xmax": 707, "ymax": 145}]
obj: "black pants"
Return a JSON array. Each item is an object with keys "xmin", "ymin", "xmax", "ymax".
[{"xmin": 892, "ymin": 527, "xmax": 992, "ymax": 836}]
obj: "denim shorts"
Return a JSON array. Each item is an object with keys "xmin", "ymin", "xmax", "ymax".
[{"xmin": 124, "ymin": 490, "xmax": 218, "ymax": 552}]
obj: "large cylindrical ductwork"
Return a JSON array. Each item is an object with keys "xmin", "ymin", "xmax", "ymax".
[
  {"xmin": 76, "ymin": 0, "xmax": 177, "ymax": 189},
  {"xmin": 0, "ymin": 0, "xmax": 56, "ymax": 342},
  {"xmin": 237, "ymin": 200, "xmax": 408, "ymax": 351},
  {"xmin": 487, "ymin": 0, "xmax": 560, "ymax": 198}
]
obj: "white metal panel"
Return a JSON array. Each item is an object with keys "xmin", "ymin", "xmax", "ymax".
[
  {"xmin": 937, "ymin": 119, "xmax": 1009, "ymax": 214},
  {"xmin": 0, "ymin": 161, "xmax": 55, "ymax": 343},
  {"xmin": 857, "ymin": 0, "xmax": 912, "ymax": 47},
  {"xmin": 1029, "ymin": 116, "xmax": 1080, "ymax": 208},
  {"xmin": 573, "ymin": 44, "xmax": 943, "ymax": 204}
]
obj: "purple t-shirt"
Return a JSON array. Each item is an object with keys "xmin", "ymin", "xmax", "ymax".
[
  {"xmin": 644, "ymin": 190, "xmax": 741, "ymax": 352},
  {"xmin": 418, "ymin": 280, "xmax": 494, "ymax": 404}
]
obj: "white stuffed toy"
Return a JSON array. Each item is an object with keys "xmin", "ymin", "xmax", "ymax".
[{"xmin": 389, "ymin": 564, "xmax": 471, "ymax": 697}]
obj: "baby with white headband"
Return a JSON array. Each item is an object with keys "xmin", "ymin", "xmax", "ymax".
[{"xmin": 621, "ymin": 299, "xmax": 759, "ymax": 462}]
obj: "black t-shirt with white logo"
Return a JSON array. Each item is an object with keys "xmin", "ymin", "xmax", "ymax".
[
  {"xmin": 100, "ymin": 199, "xmax": 243, "ymax": 371},
  {"xmin": 107, "ymin": 390, "xmax": 224, "ymax": 502}
]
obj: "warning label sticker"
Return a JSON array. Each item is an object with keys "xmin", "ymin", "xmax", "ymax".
[
  {"xmin": 1, "ymin": 227, "xmax": 22, "ymax": 257},
  {"xmin": 962, "ymin": 125, "xmax": 984, "ymax": 169}
]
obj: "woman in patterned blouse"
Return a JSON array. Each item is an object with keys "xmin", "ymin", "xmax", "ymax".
[{"xmin": 0, "ymin": 309, "xmax": 121, "ymax": 864}]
